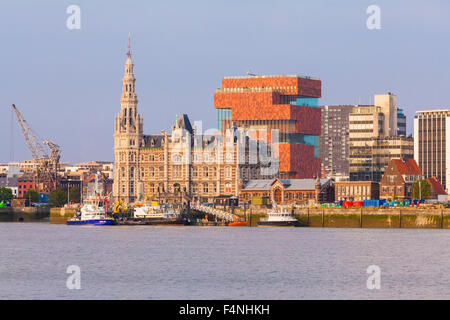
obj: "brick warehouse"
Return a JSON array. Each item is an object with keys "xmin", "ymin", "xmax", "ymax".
[{"xmin": 214, "ymin": 74, "xmax": 322, "ymax": 179}]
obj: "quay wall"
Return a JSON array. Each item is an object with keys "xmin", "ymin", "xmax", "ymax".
[
  {"xmin": 292, "ymin": 208, "xmax": 450, "ymax": 229},
  {"xmin": 0, "ymin": 207, "xmax": 50, "ymax": 222},
  {"xmin": 50, "ymin": 208, "xmax": 77, "ymax": 224}
]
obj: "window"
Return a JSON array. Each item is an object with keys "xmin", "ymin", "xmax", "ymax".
[
  {"xmin": 173, "ymin": 165, "xmax": 182, "ymax": 179},
  {"xmin": 150, "ymin": 167, "xmax": 155, "ymax": 178},
  {"xmin": 203, "ymin": 183, "xmax": 209, "ymax": 194},
  {"xmin": 225, "ymin": 166, "xmax": 232, "ymax": 178},
  {"xmin": 203, "ymin": 167, "xmax": 209, "ymax": 178},
  {"xmin": 225, "ymin": 183, "xmax": 232, "ymax": 193}
]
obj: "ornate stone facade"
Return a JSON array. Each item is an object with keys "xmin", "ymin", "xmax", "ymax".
[
  {"xmin": 113, "ymin": 41, "xmax": 277, "ymax": 204},
  {"xmin": 113, "ymin": 39, "xmax": 143, "ymax": 203}
]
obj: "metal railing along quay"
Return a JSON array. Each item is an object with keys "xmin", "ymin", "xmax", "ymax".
[{"xmin": 190, "ymin": 204, "xmax": 239, "ymax": 222}]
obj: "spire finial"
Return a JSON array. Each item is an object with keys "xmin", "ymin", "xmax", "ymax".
[{"xmin": 127, "ymin": 33, "xmax": 131, "ymax": 57}]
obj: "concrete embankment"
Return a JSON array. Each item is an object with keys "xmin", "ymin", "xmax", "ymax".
[
  {"xmin": 293, "ymin": 207, "xmax": 450, "ymax": 228},
  {"xmin": 0, "ymin": 207, "xmax": 50, "ymax": 222},
  {"xmin": 49, "ymin": 208, "xmax": 77, "ymax": 224}
]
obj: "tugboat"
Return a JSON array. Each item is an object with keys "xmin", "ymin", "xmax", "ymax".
[
  {"xmin": 67, "ymin": 173, "xmax": 115, "ymax": 226},
  {"xmin": 67, "ymin": 197, "xmax": 115, "ymax": 225},
  {"xmin": 257, "ymin": 202, "xmax": 300, "ymax": 227}
]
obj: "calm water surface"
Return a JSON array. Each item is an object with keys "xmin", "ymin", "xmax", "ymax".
[{"xmin": 1, "ymin": 223, "xmax": 450, "ymax": 299}]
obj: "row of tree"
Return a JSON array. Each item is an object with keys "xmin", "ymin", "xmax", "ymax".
[{"xmin": 0, "ymin": 186, "xmax": 81, "ymax": 207}]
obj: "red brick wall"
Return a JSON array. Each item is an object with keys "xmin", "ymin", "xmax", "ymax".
[
  {"xmin": 278, "ymin": 144, "xmax": 321, "ymax": 178},
  {"xmin": 292, "ymin": 106, "xmax": 321, "ymax": 136},
  {"xmin": 18, "ymin": 181, "xmax": 36, "ymax": 198}
]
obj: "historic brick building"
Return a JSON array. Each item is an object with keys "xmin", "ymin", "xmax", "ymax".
[
  {"xmin": 379, "ymin": 159, "xmax": 423, "ymax": 200},
  {"xmin": 214, "ymin": 74, "xmax": 322, "ymax": 179},
  {"xmin": 239, "ymin": 178, "xmax": 334, "ymax": 205},
  {"xmin": 17, "ymin": 175, "xmax": 36, "ymax": 199},
  {"xmin": 334, "ymin": 181, "xmax": 380, "ymax": 201}
]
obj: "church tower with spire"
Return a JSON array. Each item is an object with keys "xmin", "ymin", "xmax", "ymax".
[{"xmin": 113, "ymin": 35, "xmax": 143, "ymax": 203}]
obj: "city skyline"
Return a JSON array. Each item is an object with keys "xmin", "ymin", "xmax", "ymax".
[{"xmin": 2, "ymin": 0, "xmax": 450, "ymax": 163}]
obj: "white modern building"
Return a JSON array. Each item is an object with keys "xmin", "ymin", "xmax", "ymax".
[{"xmin": 414, "ymin": 109, "xmax": 450, "ymax": 191}]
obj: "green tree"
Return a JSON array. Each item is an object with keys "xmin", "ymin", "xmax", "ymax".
[
  {"xmin": 0, "ymin": 187, "xmax": 13, "ymax": 202},
  {"xmin": 49, "ymin": 188, "xmax": 68, "ymax": 207},
  {"xmin": 412, "ymin": 179, "xmax": 431, "ymax": 200},
  {"xmin": 69, "ymin": 186, "xmax": 81, "ymax": 203},
  {"xmin": 23, "ymin": 189, "xmax": 39, "ymax": 203}
]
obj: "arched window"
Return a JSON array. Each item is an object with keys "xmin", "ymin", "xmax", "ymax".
[{"xmin": 174, "ymin": 183, "xmax": 181, "ymax": 195}]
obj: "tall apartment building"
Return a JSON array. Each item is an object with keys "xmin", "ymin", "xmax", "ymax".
[
  {"xmin": 349, "ymin": 93, "xmax": 413, "ymax": 182},
  {"xmin": 319, "ymin": 105, "xmax": 353, "ymax": 179},
  {"xmin": 414, "ymin": 110, "xmax": 450, "ymax": 190},
  {"xmin": 397, "ymin": 108, "xmax": 407, "ymax": 136},
  {"xmin": 214, "ymin": 74, "xmax": 322, "ymax": 179}
]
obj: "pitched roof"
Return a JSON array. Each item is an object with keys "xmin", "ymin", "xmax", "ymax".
[
  {"xmin": 390, "ymin": 159, "xmax": 422, "ymax": 175},
  {"xmin": 176, "ymin": 114, "xmax": 193, "ymax": 134},
  {"xmin": 427, "ymin": 177, "xmax": 447, "ymax": 195},
  {"xmin": 143, "ymin": 134, "xmax": 165, "ymax": 148},
  {"xmin": 242, "ymin": 178, "xmax": 330, "ymax": 191}
]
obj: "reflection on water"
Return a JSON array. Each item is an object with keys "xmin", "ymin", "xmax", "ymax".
[{"xmin": 1, "ymin": 223, "xmax": 450, "ymax": 299}]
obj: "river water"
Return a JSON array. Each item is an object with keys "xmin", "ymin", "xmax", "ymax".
[{"xmin": 1, "ymin": 223, "xmax": 450, "ymax": 299}]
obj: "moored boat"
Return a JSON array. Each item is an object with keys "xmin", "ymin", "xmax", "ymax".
[
  {"xmin": 67, "ymin": 197, "xmax": 115, "ymax": 225},
  {"xmin": 67, "ymin": 173, "xmax": 115, "ymax": 226},
  {"xmin": 228, "ymin": 220, "xmax": 248, "ymax": 227},
  {"xmin": 132, "ymin": 203, "xmax": 180, "ymax": 221},
  {"xmin": 257, "ymin": 203, "xmax": 300, "ymax": 227}
]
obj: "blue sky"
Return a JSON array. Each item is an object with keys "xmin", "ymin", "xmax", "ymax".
[{"xmin": 1, "ymin": 0, "xmax": 450, "ymax": 163}]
